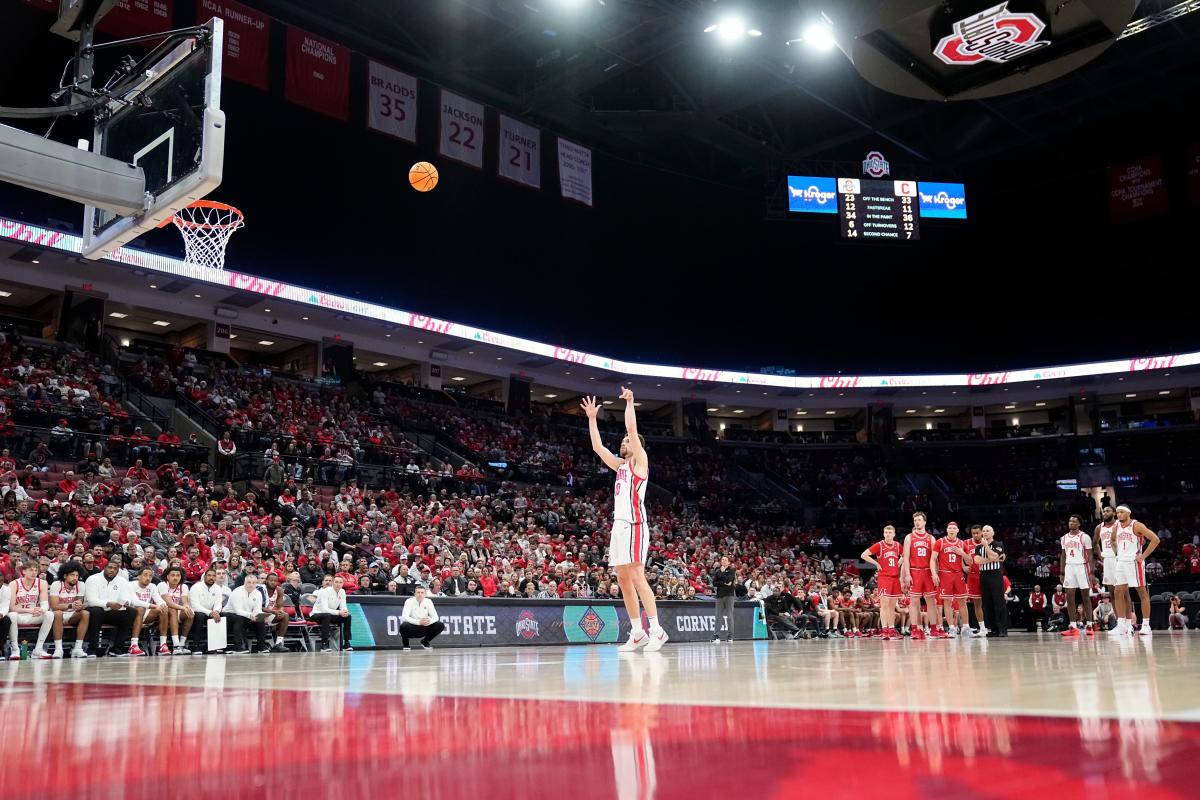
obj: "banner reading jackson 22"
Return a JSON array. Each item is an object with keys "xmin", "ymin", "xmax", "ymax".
[{"xmin": 347, "ymin": 597, "xmax": 766, "ymax": 648}]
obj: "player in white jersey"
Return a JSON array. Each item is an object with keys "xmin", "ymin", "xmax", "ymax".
[
  {"xmin": 1109, "ymin": 504, "xmax": 1160, "ymax": 637},
  {"xmin": 1058, "ymin": 515, "xmax": 1094, "ymax": 638},
  {"xmin": 1094, "ymin": 505, "xmax": 1118, "ymax": 591},
  {"xmin": 1113, "ymin": 504, "xmax": 1159, "ymax": 637},
  {"xmin": 49, "ymin": 561, "xmax": 91, "ymax": 658},
  {"xmin": 6, "ymin": 560, "xmax": 53, "ymax": 659},
  {"xmin": 582, "ymin": 387, "xmax": 668, "ymax": 653},
  {"xmin": 122, "ymin": 566, "xmax": 165, "ymax": 656},
  {"xmin": 156, "ymin": 566, "xmax": 193, "ymax": 655}
]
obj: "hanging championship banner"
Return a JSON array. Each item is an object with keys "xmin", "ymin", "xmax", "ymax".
[
  {"xmin": 498, "ymin": 115, "xmax": 541, "ymax": 189},
  {"xmin": 197, "ymin": 0, "xmax": 269, "ymax": 90},
  {"xmin": 98, "ymin": 0, "xmax": 174, "ymax": 40},
  {"xmin": 557, "ymin": 138, "xmax": 593, "ymax": 207},
  {"xmin": 367, "ymin": 61, "xmax": 418, "ymax": 143},
  {"xmin": 439, "ymin": 90, "xmax": 485, "ymax": 168},
  {"xmin": 285, "ymin": 25, "xmax": 352, "ymax": 121},
  {"xmin": 1107, "ymin": 156, "xmax": 1167, "ymax": 224}
]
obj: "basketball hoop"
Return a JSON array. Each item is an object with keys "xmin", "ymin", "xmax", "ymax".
[{"xmin": 167, "ymin": 200, "xmax": 245, "ymax": 270}]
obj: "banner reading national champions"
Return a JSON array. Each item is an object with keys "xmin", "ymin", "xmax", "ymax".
[{"xmin": 348, "ymin": 597, "xmax": 767, "ymax": 648}]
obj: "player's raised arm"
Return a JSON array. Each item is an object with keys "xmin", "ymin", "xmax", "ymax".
[
  {"xmin": 619, "ymin": 386, "xmax": 644, "ymax": 459},
  {"xmin": 580, "ymin": 396, "xmax": 621, "ymax": 472}
]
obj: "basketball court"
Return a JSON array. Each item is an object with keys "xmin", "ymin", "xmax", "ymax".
[
  {"xmin": 2, "ymin": 634, "xmax": 1196, "ymax": 799},
  {"xmin": 2, "ymin": 3, "xmax": 1199, "ymax": 799}
]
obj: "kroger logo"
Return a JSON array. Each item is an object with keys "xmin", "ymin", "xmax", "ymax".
[
  {"xmin": 917, "ymin": 182, "xmax": 968, "ymax": 219},
  {"xmin": 920, "ymin": 191, "xmax": 966, "ymax": 210},
  {"xmin": 786, "ymin": 176, "xmax": 838, "ymax": 215},
  {"xmin": 515, "ymin": 610, "xmax": 540, "ymax": 640},
  {"xmin": 788, "ymin": 185, "xmax": 836, "ymax": 205}
]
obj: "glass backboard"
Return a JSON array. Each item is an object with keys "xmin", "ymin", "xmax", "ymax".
[{"xmin": 82, "ymin": 16, "xmax": 224, "ymax": 259}]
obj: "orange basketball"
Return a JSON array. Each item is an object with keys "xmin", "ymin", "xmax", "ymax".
[{"xmin": 409, "ymin": 161, "xmax": 439, "ymax": 192}]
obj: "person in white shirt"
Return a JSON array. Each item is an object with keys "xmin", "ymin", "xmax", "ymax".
[
  {"xmin": 123, "ymin": 567, "xmax": 166, "ymax": 656},
  {"xmin": 156, "ymin": 566, "xmax": 193, "ymax": 655},
  {"xmin": 83, "ymin": 559, "xmax": 135, "ymax": 657},
  {"xmin": 1, "ymin": 479, "xmax": 30, "ymax": 503},
  {"xmin": 189, "ymin": 568, "xmax": 230, "ymax": 652},
  {"xmin": 226, "ymin": 573, "xmax": 269, "ymax": 654},
  {"xmin": 310, "ymin": 575, "xmax": 352, "ymax": 653},
  {"xmin": 399, "ymin": 585, "xmax": 445, "ymax": 651},
  {"xmin": 48, "ymin": 561, "xmax": 91, "ymax": 658},
  {"xmin": 6, "ymin": 560, "xmax": 53, "ymax": 659}
]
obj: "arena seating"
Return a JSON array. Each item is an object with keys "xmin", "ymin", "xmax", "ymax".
[{"xmin": 2, "ymin": 328, "xmax": 1197, "ymax": 658}]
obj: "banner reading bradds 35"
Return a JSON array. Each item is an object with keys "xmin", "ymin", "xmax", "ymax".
[{"xmin": 348, "ymin": 597, "xmax": 766, "ymax": 648}]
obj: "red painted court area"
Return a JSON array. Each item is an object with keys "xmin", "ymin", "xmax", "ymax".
[{"xmin": 3, "ymin": 681, "xmax": 1194, "ymax": 800}]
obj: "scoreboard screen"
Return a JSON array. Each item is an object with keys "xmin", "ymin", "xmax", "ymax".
[{"xmin": 837, "ymin": 178, "xmax": 920, "ymax": 241}]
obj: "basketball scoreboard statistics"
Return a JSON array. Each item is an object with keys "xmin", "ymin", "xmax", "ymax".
[
  {"xmin": 785, "ymin": 172, "xmax": 966, "ymax": 242},
  {"xmin": 837, "ymin": 178, "xmax": 919, "ymax": 241}
]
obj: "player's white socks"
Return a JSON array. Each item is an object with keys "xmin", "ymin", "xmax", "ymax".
[
  {"xmin": 647, "ymin": 616, "xmax": 661, "ymax": 631},
  {"xmin": 54, "ymin": 639, "xmax": 63, "ymax": 653},
  {"xmin": 160, "ymin": 636, "xmax": 168, "ymax": 646},
  {"xmin": 276, "ymin": 637, "xmax": 285, "ymax": 646},
  {"xmin": 173, "ymin": 636, "xmax": 183, "ymax": 647}
]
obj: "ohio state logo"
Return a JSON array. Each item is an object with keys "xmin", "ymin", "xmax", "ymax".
[
  {"xmin": 934, "ymin": 2, "xmax": 1051, "ymax": 66},
  {"xmin": 515, "ymin": 610, "xmax": 539, "ymax": 640},
  {"xmin": 862, "ymin": 151, "xmax": 890, "ymax": 178}
]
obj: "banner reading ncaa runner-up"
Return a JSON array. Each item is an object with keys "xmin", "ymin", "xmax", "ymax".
[{"xmin": 347, "ymin": 597, "xmax": 766, "ymax": 648}]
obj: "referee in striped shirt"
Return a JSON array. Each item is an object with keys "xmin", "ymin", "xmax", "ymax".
[{"xmin": 973, "ymin": 524, "xmax": 1008, "ymax": 637}]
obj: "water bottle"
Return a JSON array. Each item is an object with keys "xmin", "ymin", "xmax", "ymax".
[
  {"xmin": 18, "ymin": 641, "xmax": 30, "ymax": 660},
  {"xmin": 1036, "ymin": 620, "xmax": 1042, "ymax": 632}
]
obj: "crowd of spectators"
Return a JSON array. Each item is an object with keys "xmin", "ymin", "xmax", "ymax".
[{"xmin": 1, "ymin": 330, "xmax": 1198, "ymax": 656}]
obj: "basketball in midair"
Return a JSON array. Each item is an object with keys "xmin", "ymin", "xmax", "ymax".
[{"xmin": 409, "ymin": 161, "xmax": 439, "ymax": 192}]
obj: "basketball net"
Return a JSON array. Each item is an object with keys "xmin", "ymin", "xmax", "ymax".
[{"xmin": 168, "ymin": 200, "xmax": 245, "ymax": 270}]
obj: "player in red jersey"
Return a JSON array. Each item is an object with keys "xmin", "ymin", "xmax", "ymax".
[
  {"xmin": 931, "ymin": 522, "xmax": 970, "ymax": 637},
  {"xmin": 965, "ymin": 524, "xmax": 986, "ymax": 636},
  {"xmin": 901, "ymin": 512, "xmax": 941, "ymax": 640},
  {"xmin": 862, "ymin": 524, "xmax": 904, "ymax": 639}
]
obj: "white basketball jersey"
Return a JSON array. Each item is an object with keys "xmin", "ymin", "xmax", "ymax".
[
  {"xmin": 1115, "ymin": 520, "xmax": 1140, "ymax": 561},
  {"xmin": 1061, "ymin": 532, "xmax": 1089, "ymax": 565},
  {"xmin": 50, "ymin": 580, "xmax": 82, "ymax": 607},
  {"xmin": 1098, "ymin": 524, "xmax": 1117, "ymax": 558},
  {"xmin": 12, "ymin": 578, "xmax": 40, "ymax": 610},
  {"xmin": 613, "ymin": 462, "xmax": 648, "ymax": 525}
]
